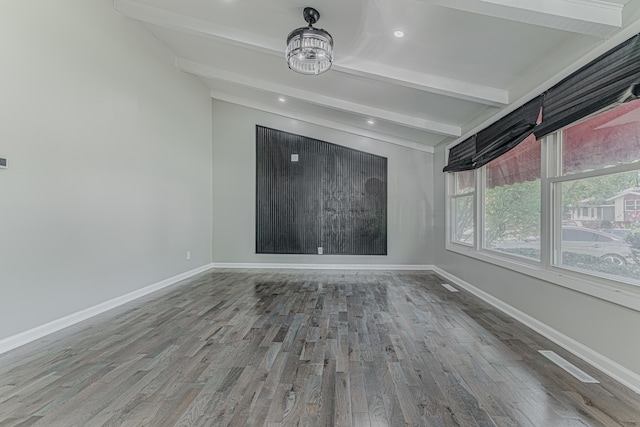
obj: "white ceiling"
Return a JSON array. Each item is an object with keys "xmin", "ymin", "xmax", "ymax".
[{"xmin": 115, "ymin": 0, "xmax": 640, "ymax": 152}]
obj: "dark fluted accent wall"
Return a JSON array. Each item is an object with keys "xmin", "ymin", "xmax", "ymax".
[{"xmin": 256, "ymin": 126, "xmax": 387, "ymax": 255}]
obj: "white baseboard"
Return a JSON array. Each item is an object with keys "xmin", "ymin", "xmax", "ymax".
[
  {"xmin": 432, "ymin": 266, "xmax": 640, "ymax": 395},
  {"xmin": 212, "ymin": 263, "xmax": 435, "ymax": 271},
  {"xmin": 0, "ymin": 264, "xmax": 214, "ymax": 356}
]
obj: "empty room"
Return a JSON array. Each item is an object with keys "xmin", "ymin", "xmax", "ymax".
[{"xmin": 3, "ymin": 0, "xmax": 640, "ymax": 425}]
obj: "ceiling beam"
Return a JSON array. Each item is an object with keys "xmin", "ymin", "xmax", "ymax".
[
  {"xmin": 426, "ymin": 0, "xmax": 624, "ymax": 38},
  {"xmin": 113, "ymin": 0, "xmax": 281, "ymax": 53},
  {"xmin": 114, "ymin": 0, "xmax": 508, "ymax": 107},
  {"xmin": 333, "ymin": 58, "xmax": 507, "ymax": 107},
  {"xmin": 176, "ymin": 58, "xmax": 461, "ymax": 137},
  {"xmin": 210, "ymin": 91, "xmax": 436, "ymax": 153}
]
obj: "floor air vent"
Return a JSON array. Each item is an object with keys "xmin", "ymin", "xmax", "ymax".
[{"xmin": 539, "ymin": 350, "xmax": 599, "ymax": 383}]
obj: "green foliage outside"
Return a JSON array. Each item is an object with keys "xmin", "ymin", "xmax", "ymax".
[
  {"xmin": 485, "ymin": 170, "xmax": 640, "ymax": 246},
  {"xmin": 561, "ymin": 171, "xmax": 640, "ymax": 212},
  {"xmin": 625, "ymin": 230, "xmax": 640, "ymax": 249},
  {"xmin": 485, "ymin": 179, "xmax": 540, "ymax": 246}
]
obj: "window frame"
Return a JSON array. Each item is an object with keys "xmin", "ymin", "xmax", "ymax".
[
  {"xmin": 447, "ymin": 171, "xmax": 476, "ymax": 247},
  {"xmin": 625, "ymin": 200, "xmax": 640, "ymax": 211},
  {"xmin": 445, "ymin": 123, "xmax": 640, "ymax": 312}
]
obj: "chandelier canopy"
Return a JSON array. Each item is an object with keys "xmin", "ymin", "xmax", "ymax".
[{"xmin": 286, "ymin": 7, "xmax": 333, "ymax": 75}]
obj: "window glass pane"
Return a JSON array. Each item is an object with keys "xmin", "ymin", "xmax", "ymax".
[
  {"xmin": 484, "ymin": 135, "xmax": 541, "ymax": 260},
  {"xmin": 452, "ymin": 195, "xmax": 474, "ymax": 245},
  {"xmin": 562, "ymin": 99, "xmax": 640, "ymax": 175},
  {"xmin": 454, "ymin": 170, "xmax": 475, "ymax": 194},
  {"xmin": 556, "ymin": 170, "xmax": 640, "ymax": 283}
]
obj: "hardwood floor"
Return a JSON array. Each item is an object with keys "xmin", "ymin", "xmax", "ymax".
[{"xmin": 1, "ymin": 269, "xmax": 639, "ymax": 426}]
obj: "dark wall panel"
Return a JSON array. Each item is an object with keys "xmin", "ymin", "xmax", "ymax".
[{"xmin": 256, "ymin": 126, "xmax": 387, "ymax": 255}]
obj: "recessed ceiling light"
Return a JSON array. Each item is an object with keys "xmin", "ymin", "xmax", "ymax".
[
  {"xmin": 394, "ymin": 30, "xmax": 404, "ymax": 38},
  {"xmin": 278, "ymin": 96, "xmax": 286, "ymax": 103},
  {"xmin": 367, "ymin": 119, "xmax": 375, "ymax": 125}
]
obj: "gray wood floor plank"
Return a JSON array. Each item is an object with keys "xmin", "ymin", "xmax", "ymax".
[{"xmin": 1, "ymin": 269, "xmax": 639, "ymax": 426}]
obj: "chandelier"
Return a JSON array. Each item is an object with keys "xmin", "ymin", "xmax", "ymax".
[{"xmin": 285, "ymin": 7, "xmax": 333, "ymax": 75}]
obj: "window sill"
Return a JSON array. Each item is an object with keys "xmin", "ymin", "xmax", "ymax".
[{"xmin": 445, "ymin": 242, "xmax": 640, "ymax": 312}]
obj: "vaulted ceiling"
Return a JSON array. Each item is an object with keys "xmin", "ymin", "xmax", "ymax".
[{"xmin": 115, "ymin": 0, "xmax": 640, "ymax": 152}]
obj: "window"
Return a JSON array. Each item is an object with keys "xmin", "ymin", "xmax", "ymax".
[
  {"xmin": 552, "ymin": 100, "xmax": 640, "ymax": 283},
  {"xmin": 625, "ymin": 200, "xmax": 640, "ymax": 211},
  {"xmin": 449, "ymin": 170, "xmax": 474, "ymax": 246},
  {"xmin": 483, "ymin": 135, "xmax": 541, "ymax": 260},
  {"xmin": 447, "ymin": 99, "xmax": 640, "ymax": 294}
]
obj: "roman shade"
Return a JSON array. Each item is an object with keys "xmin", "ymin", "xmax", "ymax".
[
  {"xmin": 444, "ymin": 33, "xmax": 640, "ymax": 173},
  {"xmin": 534, "ymin": 33, "xmax": 640, "ymax": 140},
  {"xmin": 473, "ymin": 95, "xmax": 543, "ymax": 168},
  {"xmin": 443, "ymin": 95, "xmax": 542, "ymax": 173},
  {"xmin": 442, "ymin": 135, "xmax": 476, "ymax": 173}
]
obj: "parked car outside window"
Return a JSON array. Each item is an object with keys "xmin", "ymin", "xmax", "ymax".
[
  {"xmin": 561, "ymin": 226, "xmax": 633, "ymax": 266},
  {"xmin": 598, "ymin": 228, "xmax": 631, "ymax": 239},
  {"xmin": 492, "ymin": 226, "xmax": 636, "ymax": 266}
]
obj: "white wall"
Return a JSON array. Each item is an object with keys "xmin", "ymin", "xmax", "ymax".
[
  {"xmin": 212, "ymin": 101, "xmax": 434, "ymax": 266},
  {"xmin": 433, "ymin": 143, "xmax": 640, "ymax": 381},
  {"xmin": 0, "ymin": 1, "xmax": 213, "ymax": 341}
]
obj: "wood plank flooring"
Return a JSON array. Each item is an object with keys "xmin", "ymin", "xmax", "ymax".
[{"xmin": 1, "ymin": 269, "xmax": 639, "ymax": 426}]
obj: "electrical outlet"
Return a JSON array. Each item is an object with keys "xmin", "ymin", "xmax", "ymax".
[
  {"xmin": 291, "ymin": 154, "xmax": 299, "ymax": 162},
  {"xmin": 186, "ymin": 251, "xmax": 191, "ymax": 260},
  {"xmin": 317, "ymin": 247, "xmax": 323, "ymax": 255}
]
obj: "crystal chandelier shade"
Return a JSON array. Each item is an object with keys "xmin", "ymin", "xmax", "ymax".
[{"xmin": 286, "ymin": 7, "xmax": 333, "ymax": 75}]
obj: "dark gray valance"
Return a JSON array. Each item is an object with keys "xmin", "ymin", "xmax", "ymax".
[
  {"xmin": 472, "ymin": 95, "xmax": 543, "ymax": 168},
  {"xmin": 443, "ymin": 95, "xmax": 542, "ymax": 173},
  {"xmin": 444, "ymin": 33, "xmax": 640, "ymax": 173},
  {"xmin": 442, "ymin": 135, "xmax": 476, "ymax": 173},
  {"xmin": 533, "ymin": 33, "xmax": 640, "ymax": 139}
]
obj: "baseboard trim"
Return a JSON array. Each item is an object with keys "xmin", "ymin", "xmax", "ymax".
[
  {"xmin": 212, "ymin": 263, "xmax": 435, "ymax": 271},
  {"xmin": 432, "ymin": 266, "xmax": 640, "ymax": 395},
  {"xmin": 0, "ymin": 263, "xmax": 214, "ymax": 356}
]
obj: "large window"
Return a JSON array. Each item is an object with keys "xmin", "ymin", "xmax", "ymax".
[{"xmin": 448, "ymin": 99, "xmax": 640, "ymax": 289}]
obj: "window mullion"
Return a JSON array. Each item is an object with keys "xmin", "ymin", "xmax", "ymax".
[
  {"xmin": 540, "ymin": 135, "xmax": 551, "ymax": 269},
  {"xmin": 551, "ymin": 132, "xmax": 563, "ymax": 267},
  {"xmin": 476, "ymin": 167, "xmax": 485, "ymax": 251},
  {"xmin": 549, "ymin": 160, "xmax": 640, "ymax": 184},
  {"xmin": 445, "ymin": 172, "xmax": 451, "ymax": 244}
]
